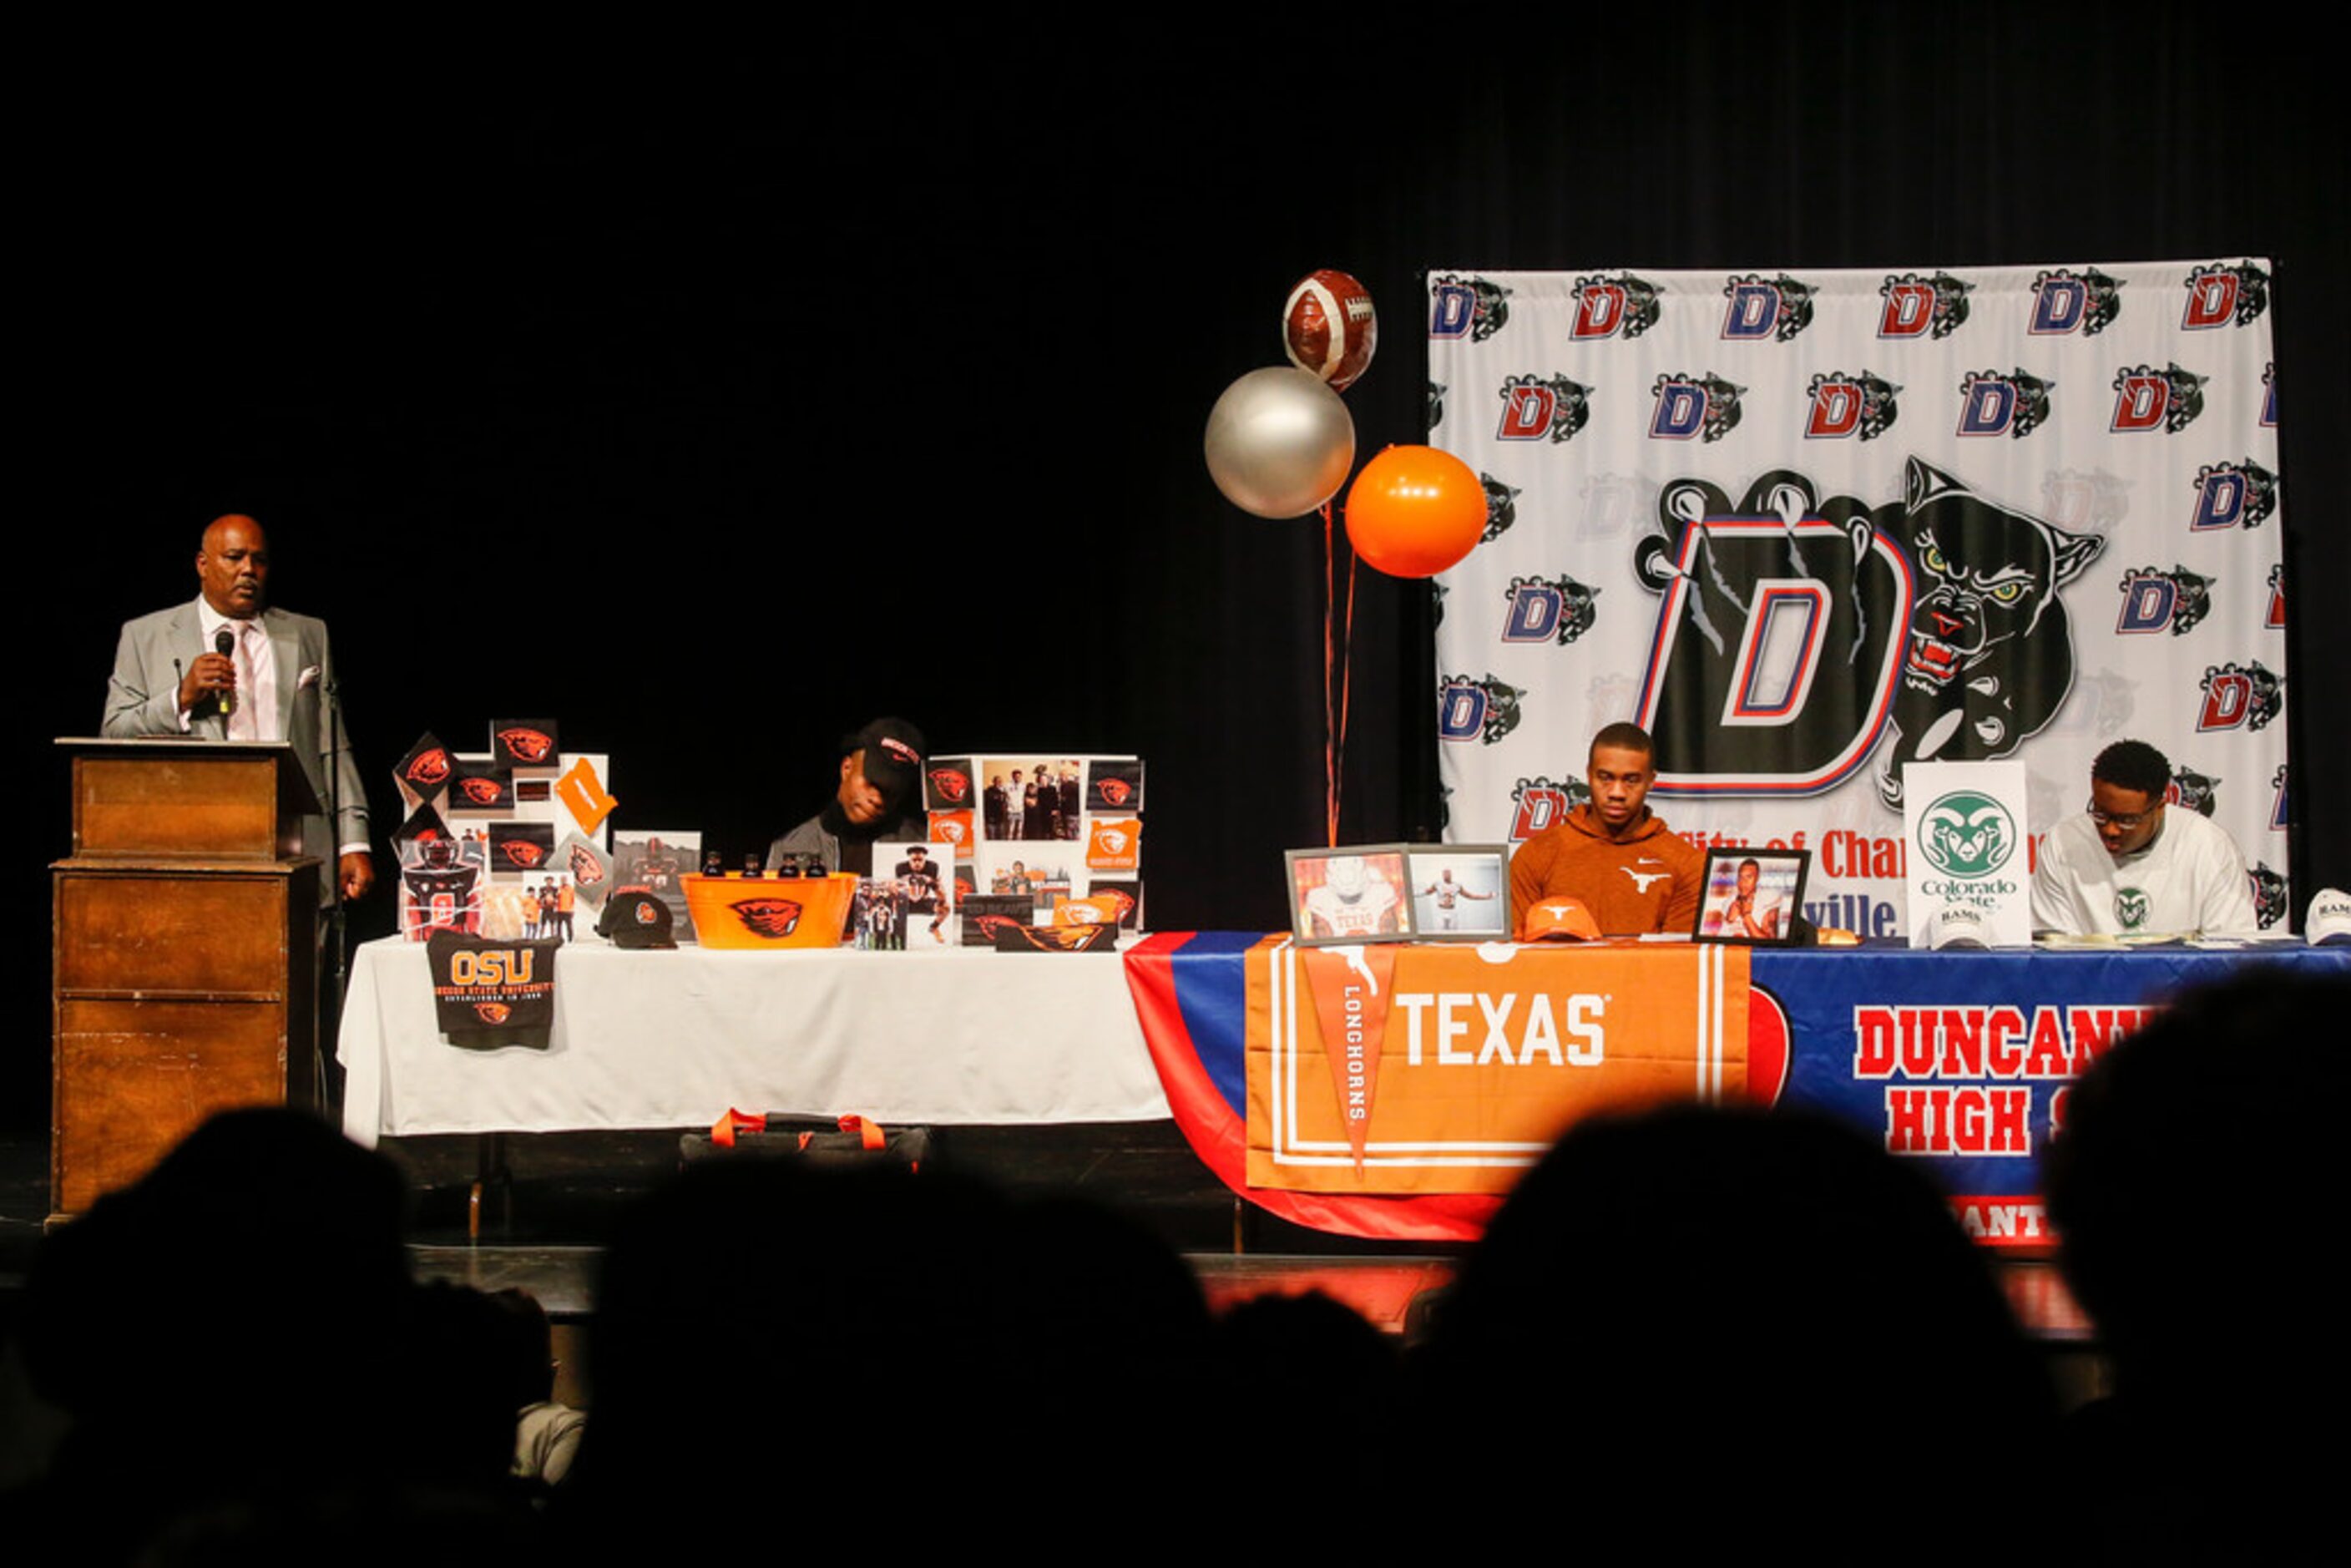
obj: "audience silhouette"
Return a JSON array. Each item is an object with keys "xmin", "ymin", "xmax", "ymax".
[{"xmin": 14, "ymin": 967, "xmax": 2333, "ymax": 1560}]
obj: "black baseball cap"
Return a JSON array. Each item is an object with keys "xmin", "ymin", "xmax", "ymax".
[
  {"xmin": 598, "ymin": 890, "xmax": 677, "ymax": 950},
  {"xmin": 846, "ymin": 716, "xmax": 927, "ymax": 802}
]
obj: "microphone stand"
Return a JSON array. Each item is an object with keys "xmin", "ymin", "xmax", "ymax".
[{"xmin": 321, "ymin": 673, "xmax": 349, "ymax": 1117}]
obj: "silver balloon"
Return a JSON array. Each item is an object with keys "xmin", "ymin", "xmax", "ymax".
[{"xmin": 1203, "ymin": 367, "xmax": 1357, "ymax": 518}]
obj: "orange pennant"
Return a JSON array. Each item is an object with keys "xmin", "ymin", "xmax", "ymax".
[
  {"xmin": 555, "ymin": 756, "xmax": 619, "ymax": 834},
  {"xmin": 1298, "ymin": 944, "xmax": 1400, "ymax": 1172}
]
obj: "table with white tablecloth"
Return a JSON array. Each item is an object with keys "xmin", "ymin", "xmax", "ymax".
[{"xmin": 336, "ymin": 938, "xmax": 1169, "ymax": 1146}]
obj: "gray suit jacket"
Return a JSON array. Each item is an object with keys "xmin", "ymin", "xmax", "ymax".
[{"xmin": 103, "ymin": 599, "xmax": 372, "ymax": 872}]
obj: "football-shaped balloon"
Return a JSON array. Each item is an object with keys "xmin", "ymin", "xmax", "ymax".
[
  {"xmin": 1282, "ymin": 270, "xmax": 1378, "ymax": 392},
  {"xmin": 1344, "ymin": 445, "xmax": 1486, "ymax": 579}
]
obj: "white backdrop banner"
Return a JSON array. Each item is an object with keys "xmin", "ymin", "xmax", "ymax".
[{"xmin": 1427, "ymin": 261, "xmax": 2289, "ymax": 936}]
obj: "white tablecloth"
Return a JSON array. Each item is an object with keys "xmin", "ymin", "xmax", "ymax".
[{"xmin": 336, "ymin": 938, "xmax": 1170, "ymax": 1145}]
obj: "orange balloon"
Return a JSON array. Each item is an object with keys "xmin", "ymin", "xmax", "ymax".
[{"xmin": 1342, "ymin": 445, "xmax": 1485, "ymax": 579}]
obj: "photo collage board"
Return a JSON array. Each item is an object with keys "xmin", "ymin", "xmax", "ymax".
[
  {"xmin": 390, "ymin": 731, "xmax": 1143, "ymax": 951},
  {"xmin": 921, "ymin": 754, "xmax": 1145, "ymax": 948},
  {"xmin": 390, "ymin": 718, "xmax": 631, "ymax": 944}
]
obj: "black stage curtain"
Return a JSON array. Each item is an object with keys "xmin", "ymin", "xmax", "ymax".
[{"xmin": 16, "ymin": 19, "xmax": 2345, "ymax": 1130}]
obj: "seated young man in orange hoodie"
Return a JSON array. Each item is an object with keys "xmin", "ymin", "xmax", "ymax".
[{"xmin": 1508, "ymin": 722, "xmax": 1703, "ymax": 938}]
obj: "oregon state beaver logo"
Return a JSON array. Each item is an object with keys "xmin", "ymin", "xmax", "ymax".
[
  {"xmin": 457, "ymin": 776, "xmax": 504, "ymax": 806},
  {"xmin": 730, "ymin": 898, "xmax": 803, "ymax": 938},
  {"xmin": 496, "ymin": 727, "xmax": 555, "ymax": 764},
  {"xmin": 472, "ymin": 1002, "xmax": 512, "ymax": 1025},
  {"xmin": 1007, "ymin": 923, "xmax": 1113, "ymax": 952},
  {"xmin": 928, "ymin": 767, "xmax": 970, "ymax": 803},
  {"xmin": 500, "ymin": 841, "xmax": 545, "ymax": 868},
  {"xmin": 1096, "ymin": 776, "xmax": 1134, "ymax": 807},
  {"xmin": 406, "ymin": 748, "xmax": 451, "ymax": 787}
]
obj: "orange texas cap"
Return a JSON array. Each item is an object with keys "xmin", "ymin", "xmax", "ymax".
[{"xmin": 1521, "ymin": 896, "xmax": 1602, "ymax": 943}]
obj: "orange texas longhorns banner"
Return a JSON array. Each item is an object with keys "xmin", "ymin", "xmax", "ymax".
[{"xmin": 1246, "ymin": 937, "xmax": 1748, "ymax": 1196}]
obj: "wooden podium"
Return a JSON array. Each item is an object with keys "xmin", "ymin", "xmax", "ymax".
[{"xmin": 51, "ymin": 738, "xmax": 323, "ymax": 1220}]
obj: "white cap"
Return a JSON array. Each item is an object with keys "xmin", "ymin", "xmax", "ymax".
[
  {"xmin": 2306, "ymin": 888, "xmax": 2351, "ymax": 947},
  {"xmin": 1924, "ymin": 904, "xmax": 1990, "ymax": 951}
]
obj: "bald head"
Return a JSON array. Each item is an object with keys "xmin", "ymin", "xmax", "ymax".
[{"xmin": 197, "ymin": 514, "xmax": 270, "ymax": 618}]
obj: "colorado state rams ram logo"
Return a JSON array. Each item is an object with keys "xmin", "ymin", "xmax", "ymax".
[{"xmin": 1917, "ymin": 792, "xmax": 2016, "ymax": 878}]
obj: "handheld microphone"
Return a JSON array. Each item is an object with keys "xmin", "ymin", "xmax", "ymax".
[{"xmin": 214, "ymin": 627, "xmax": 236, "ymax": 716}]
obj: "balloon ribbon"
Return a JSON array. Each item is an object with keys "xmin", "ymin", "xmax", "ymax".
[{"xmin": 1323, "ymin": 502, "xmax": 1357, "ymax": 847}]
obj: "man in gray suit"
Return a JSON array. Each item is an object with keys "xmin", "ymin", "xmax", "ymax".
[{"xmin": 103, "ymin": 514, "xmax": 375, "ymax": 903}]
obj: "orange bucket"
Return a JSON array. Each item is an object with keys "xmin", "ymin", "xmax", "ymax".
[{"xmin": 682, "ymin": 873, "xmax": 855, "ymax": 949}]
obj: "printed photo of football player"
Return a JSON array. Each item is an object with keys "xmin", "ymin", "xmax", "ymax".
[
  {"xmin": 399, "ymin": 834, "xmax": 486, "ymax": 942},
  {"xmin": 611, "ymin": 830, "xmax": 700, "ymax": 943},
  {"xmin": 1287, "ymin": 847, "xmax": 1414, "ymax": 946},
  {"xmin": 1407, "ymin": 848, "xmax": 1507, "ymax": 939},
  {"xmin": 1696, "ymin": 848, "xmax": 1808, "ymax": 945},
  {"xmin": 877, "ymin": 841, "xmax": 955, "ymax": 945}
]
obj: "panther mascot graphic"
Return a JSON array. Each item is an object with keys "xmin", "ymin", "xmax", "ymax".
[{"xmin": 1878, "ymin": 459, "xmax": 2103, "ymax": 808}]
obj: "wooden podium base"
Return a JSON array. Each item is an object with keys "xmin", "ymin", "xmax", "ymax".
[{"xmin": 51, "ymin": 857, "xmax": 320, "ymax": 1221}]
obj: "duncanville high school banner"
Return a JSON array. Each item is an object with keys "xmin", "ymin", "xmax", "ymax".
[{"xmin": 1429, "ymin": 262, "xmax": 2289, "ymax": 937}]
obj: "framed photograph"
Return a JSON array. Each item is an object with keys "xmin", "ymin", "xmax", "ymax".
[
  {"xmin": 1405, "ymin": 846, "xmax": 1509, "ymax": 940},
  {"xmin": 1694, "ymin": 847, "xmax": 1811, "ymax": 945},
  {"xmin": 1285, "ymin": 845, "xmax": 1414, "ymax": 946}
]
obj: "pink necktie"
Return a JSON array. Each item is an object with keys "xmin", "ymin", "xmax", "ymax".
[{"xmin": 227, "ymin": 623, "xmax": 260, "ymax": 741}]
